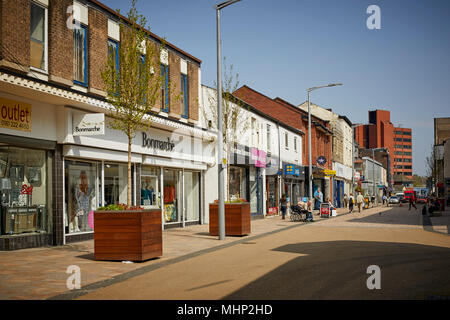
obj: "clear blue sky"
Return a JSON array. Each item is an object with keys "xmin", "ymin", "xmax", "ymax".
[{"xmin": 101, "ymin": 0, "xmax": 450, "ymax": 176}]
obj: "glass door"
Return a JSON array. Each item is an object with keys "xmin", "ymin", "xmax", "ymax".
[
  {"xmin": 184, "ymin": 171, "xmax": 200, "ymax": 222},
  {"xmin": 163, "ymin": 168, "xmax": 181, "ymax": 223}
]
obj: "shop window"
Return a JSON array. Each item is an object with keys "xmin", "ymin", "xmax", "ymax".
[
  {"xmin": 73, "ymin": 23, "xmax": 88, "ymax": 86},
  {"xmin": 30, "ymin": 1, "xmax": 47, "ymax": 71},
  {"xmin": 229, "ymin": 166, "xmax": 247, "ymax": 201},
  {"xmin": 184, "ymin": 171, "xmax": 200, "ymax": 221},
  {"xmin": 0, "ymin": 147, "xmax": 49, "ymax": 235},
  {"xmin": 141, "ymin": 166, "xmax": 160, "ymax": 208},
  {"xmin": 65, "ymin": 160, "xmax": 101, "ymax": 234},
  {"xmin": 104, "ymin": 163, "xmax": 129, "ymax": 206},
  {"xmin": 163, "ymin": 169, "xmax": 181, "ymax": 223}
]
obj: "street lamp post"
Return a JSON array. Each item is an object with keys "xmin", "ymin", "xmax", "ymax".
[
  {"xmin": 214, "ymin": 0, "xmax": 241, "ymax": 240},
  {"xmin": 307, "ymin": 83, "xmax": 342, "ymax": 213}
]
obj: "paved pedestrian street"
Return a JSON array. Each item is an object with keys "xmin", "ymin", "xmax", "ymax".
[{"xmin": 1, "ymin": 204, "xmax": 449, "ymax": 300}]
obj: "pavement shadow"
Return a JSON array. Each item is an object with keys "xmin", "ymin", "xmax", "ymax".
[
  {"xmin": 223, "ymin": 240, "xmax": 450, "ymax": 300},
  {"xmin": 345, "ymin": 206, "xmax": 426, "ymax": 227}
]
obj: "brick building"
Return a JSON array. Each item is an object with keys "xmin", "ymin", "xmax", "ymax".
[
  {"xmin": 233, "ymin": 85, "xmax": 334, "ymax": 204},
  {"xmin": 354, "ymin": 109, "xmax": 412, "ymax": 191},
  {"xmin": 0, "ymin": 0, "xmax": 215, "ymax": 250}
]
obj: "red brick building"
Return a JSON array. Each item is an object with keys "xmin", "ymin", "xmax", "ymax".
[
  {"xmin": 0, "ymin": 0, "xmax": 209, "ymax": 250},
  {"xmin": 354, "ymin": 110, "xmax": 412, "ymax": 190},
  {"xmin": 233, "ymin": 85, "xmax": 334, "ymax": 201}
]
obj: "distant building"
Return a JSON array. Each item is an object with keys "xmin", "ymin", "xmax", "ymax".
[{"xmin": 354, "ymin": 109, "xmax": 412, "ymax": 191}]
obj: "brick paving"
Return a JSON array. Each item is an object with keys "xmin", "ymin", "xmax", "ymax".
[{"xmin": 0, "ymin": 204, "xmax": 447, "ymax": 300}]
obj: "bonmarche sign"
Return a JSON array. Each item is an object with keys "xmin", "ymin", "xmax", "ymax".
[{"xmin": 142, "ymin": 132, "xmax": 175, "ymax": 151}]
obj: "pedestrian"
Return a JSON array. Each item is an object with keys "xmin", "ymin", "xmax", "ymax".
[
  {"xmin": 408, "ymin": 194, "xmax": 417, "ymax": 211},
  {"xmin": 280, "ymin": 194, "xmax": 288, "ymax": 219},
  {"xmin": 348, "ymin": 193, "xmax": 355, "ymax": 213},
  {"xmin": 314, "ymin": 188, "xmax": 323, "ymax": 212},
  {"xmin": 343, "ymin": 193, "xmax": 348, "ymax": 209},
  {"xmin": 357, "ymin": 192, "xmax": 364, "ymax": 213},
  {"xmin": 382, "ymin": 194, "xmax": 387, "ymax": 206},
  {"xmin": 371, "ymin": 194, "xmax": 376, "ymax": 207}
]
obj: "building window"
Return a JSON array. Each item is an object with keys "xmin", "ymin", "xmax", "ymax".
[
  {"xmin": 294, "ymin": 136, "xmax": 298, "ymax": 152},
  {"xmin": 161, "ymin": 64, "xmax": 169, "ymax": 112},
  {"xmin": 181, "ymin": 73, "xmax": 188, "ymax": 118},
  {"xmin": 0, "ymin": 146, "xmax": 50, "ymax": 235},
  {"xmin": 403, "ymin": 138, "xmax": 411, "ymax": 142},
  {"xmin": 73, "ymin": 23, "xmax": 88, "ymax": 86},
  {"xmin": 285, "ymin": 132, "xmax": 289, "ymax": 149},
  {"xmin": 108, "ymin": 39, "xmax": 119, "ymax": 74},
  {"xmin": 30, "ymin": 1, "xmax": 47, "ymax": 72},
  {"xmin": 141, "ymin": 166, "xmax": 160, "ymax": 208},
  {"xmin": 266, "ymin": 124, "xmax": 271, "ymax": 152},
  {"xmin": 65, "ymin": 160, "xmax": 101, "ymax": 234}
]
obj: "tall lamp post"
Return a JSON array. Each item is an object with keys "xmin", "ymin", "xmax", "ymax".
[
  {"xmin": 214, "ymin": 0, "xmax": 241, "ymax": 240},
  {"xmin": 352, "ymin": 123, "xmax": 364, "ymax": 196},
  {"xmin": 307, "ymin": 83, "xmax": 342, "ymax": 212}
]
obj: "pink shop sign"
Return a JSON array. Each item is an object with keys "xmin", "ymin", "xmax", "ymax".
[{"xmin": 251, "ymin": 148, "xmax": 267, "ymax": 168}]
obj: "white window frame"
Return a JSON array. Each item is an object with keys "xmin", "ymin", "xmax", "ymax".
[
  {"xmin": 30, "ymin": 0, "xmax": 48, "ymax": 74},
  {"xmin": 294, "ymin": 136, "xmax": 298, "ymax": 152},
  {"xmin": 266, "ymin": 124, "xmax": 271, "ymax": 153}
]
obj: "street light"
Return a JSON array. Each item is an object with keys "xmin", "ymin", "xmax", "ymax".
[
  {"xmin": 371, "ymin": 147, "xmax": 389, "ymax": 205},
  {"xmin": 215, "ymin": 0, "xmax": 241, "ymax": 240},
  {"xmin": 307, "ymin": 83, "xmax": 342, "ymax": 213},
  {"xmin": 352, "ymin": 123, "xmax": 364, "ymax": 196}
]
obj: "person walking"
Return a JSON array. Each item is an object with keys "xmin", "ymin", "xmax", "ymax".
[
  {"xmin": 357, "ymin": 192, "xmax": 364, "ymax": 213},
  {"xmin": 371, "ymin": 194, "xmax": 376, "ymax": 207},
  {"xmin": 348, "ymin": 193, "xmax": 355, "ymax": 213},
  {"xmin": 280, "ymin": 194, "xmax": 288, "ymax": 219},
  {"xmin": 343, "ymin": 193, "xmax": 348, "ymax": 209},
  {"xmin": 314, "ymin": 188, "xmax": 323, "ymax": 212},
  {"xmin": 408, "ymin": 195, "xmax": 417, "ymax": 211},
  {"xmin": 382, "ymin": 194, "xmax": 387, "ymax": 206}
]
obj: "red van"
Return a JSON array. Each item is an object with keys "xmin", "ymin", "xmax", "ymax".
[{"xmin": 404, "ymin": 190, "xmax": 416, "ymax": 203}]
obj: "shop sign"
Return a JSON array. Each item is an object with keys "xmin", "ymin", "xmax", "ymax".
[
  {"xmin": 251, "ymin": 148, "xmax": 266, "ymax": 168},
  {"xmin": 284, "ymin": 164, "xmax": 294, "ymax": 175},
  {"xmin": 295, "ymin": 168, "xmax": 300, "ymax": 176},
  {"xmin": 317, "ymin": 156, "xmax": 327, "ymax": 166},
  {"xmin": 323, "ymin": 169, "xmax": 336, "ymax": 176},
  {"xmin": 142, "ymin": 132, "xmax": 175, "ymax": 151},
  {"xmin": 73, "ymin": 113, "xmax": 105, "ymax": 136},
  {"xmin": 0, "ymin": 97, "xmax": 31, "ymax": 132}
]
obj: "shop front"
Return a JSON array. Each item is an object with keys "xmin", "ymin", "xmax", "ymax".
[
  {"xmin": 265, "ymin": 154, "xmax": 280, "ymax": 216},
  {"xmin": 282, "ymin": 162, "xmax": 305, "ymax": 207},
  {"xmin": 229, "ymin": 144, "xmax": 266, "ymax": 218},
  {"xmin": 0, "ymin": 94, "xmax": 56, "ymax": 250}
]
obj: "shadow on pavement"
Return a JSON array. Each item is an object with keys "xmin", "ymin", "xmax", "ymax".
[{"xmin": 223, "ymin": 240, "xmax": 450, "ymax": 300}]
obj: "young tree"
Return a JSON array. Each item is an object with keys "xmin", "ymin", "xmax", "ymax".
[
  {"xmin": 201, "ymin": 58, "xmax": 250, "ymax": 200},
  {"xmin": 101, "ymin": 0, "xmax": 175, "ymax": 207}
]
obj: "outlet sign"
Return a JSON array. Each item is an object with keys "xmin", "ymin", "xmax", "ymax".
[
  {"xmin": 142, "ymin": 132, "xmax": 175, "ymax": 151},
  {"xmin": 0, "ymin": 97, "xmax": 31, "ymax": 132}
]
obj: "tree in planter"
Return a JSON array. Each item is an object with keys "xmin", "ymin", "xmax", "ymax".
[
  {"xmin": 101, "ymin": 0, "xmax": 177, "ymax": 207},
  {"xmin": 201, "ymin": 58, "xmax": 250, "ymax": 201}
]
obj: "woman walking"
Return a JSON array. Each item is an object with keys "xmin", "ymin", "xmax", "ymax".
[{"xmin": 280, "ymin": 194, "xmax": 288, "ymax": 220}]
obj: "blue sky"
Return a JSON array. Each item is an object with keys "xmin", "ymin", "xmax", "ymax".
[{"xmin": 101, "ymin": 0, "xmax": 450, "ymax": 176}]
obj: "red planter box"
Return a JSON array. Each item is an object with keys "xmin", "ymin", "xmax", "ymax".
[
  {"xmin": 209, "ymin": 202, "xmax": 251, "ymax": 236},
  {"xmin": 94, "ymin": 209, "xmax": 162, "ymax": 261}
]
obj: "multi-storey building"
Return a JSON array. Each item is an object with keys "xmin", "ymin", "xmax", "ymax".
[
  {"xmin": 200, "ymin": 85, "xmax": 304, "ymax": 217},
  {"xmin": 0, "ymin": 0, "xmax": 215, "ymax": 250},
  {"xmin": 354, "ymin": 109, "xmax": 412, "ymax": 191},
  {"xmin": 434, "ymin": 117, "xmax": 450, "ymax": 202},
  {"xmin": 233, "ymin": 86, "xmax": 333, "ymax": 204},
  {"xmin": 393, "ymin": 127, "xmax": 413, "ymax": 189},
  {"xmin": 297, "ymin": 102, "xmax": 353, "ymax": 208}
]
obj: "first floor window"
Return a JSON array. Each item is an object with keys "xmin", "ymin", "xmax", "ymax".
[
  {"xmin": 181, "ymin": 73, "xmax": 188, "ymax": 118},
  {"xmin": 73, "ymin": 23, "xmax": 88, "ymax": 85},
  {"xmin": 161, "ymin": 64, "xmax": 169, "ymax": 111},
  {"xmin": 30, "ymin": 1, "xmax": 47, "ymax": 71}
]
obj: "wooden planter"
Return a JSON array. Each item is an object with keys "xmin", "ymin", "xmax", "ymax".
[
  {"xmin": 94, "ymin": 209, "xmax": 162, "ymax": 261},
  {"xmin": 209, "ymin": 202, "xmax": 251, "ymax": 236}
]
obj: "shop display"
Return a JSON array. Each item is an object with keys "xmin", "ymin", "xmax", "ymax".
[
  {"xmin": 0, "ymin": 147, "xmax": 48, "ymax": 235},
  {"xmin": 65, "ymin": 161, "xmax": 99, "ymax": 234},
  {"xmin": 163, "ymin": 169, "xmax": 180, "ymax": 223}
]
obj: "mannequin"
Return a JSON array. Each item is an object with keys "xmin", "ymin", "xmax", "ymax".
[{"xmin": 70, "ymin": 170, "xmax": 93, "ymax": 233}]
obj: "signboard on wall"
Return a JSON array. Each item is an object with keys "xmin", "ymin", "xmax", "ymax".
[
  {"xmin": 0, "ymin": 97, "xmax": 31, "ymax": 132},
  {"xmin": 73, "ymin": 113, "xmax": 105, "ymax": 136}
]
